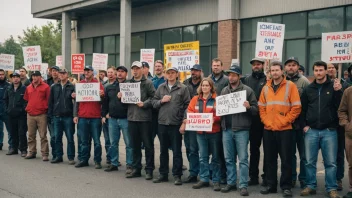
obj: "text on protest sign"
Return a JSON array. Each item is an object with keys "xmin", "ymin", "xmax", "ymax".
[
  {"xmin": 22, "ymin": 46, "xmax": 42, "ymax": 71},
  {"xmin": 0, "ymin": 54, "xmax": 15, "ymax": 71},
  {"xmin": 56, "ymin": 56, "xmax": 63, "ymax": 67},
  {"xmin": 255, "ymin": 22, "xmax": 285, "ymax": 61},
  {"xmin": 120, "ymin": 83, "xmax": 141, "ymax": 104},
  {"xmin": 140, "ymin": 49, "xmax": 155, "ymax": 75},
  {"xmin": 216, "ymin": 90, "xmax": 247, "ymax": 116},
  {"xmin": 71, "ymin": 54, "xmax": 85, "ymax": 74},
  {"xmin": 92, "ymin": 53, "xmax": 108, "ymax": 71},
  {"xmin": 75, "ymin": 83, "xmax": 101, "ymax": 102},
  {"xmin": 185, "ymin": 113, "xmax": 213, "ymax": 132},
  {"xmin": 321, "ymin": 31, "xmax": 352, "ymax": 63},
  {"xmin": 167, "ymin": 50, "xmax": 199, "ymax": 72}
]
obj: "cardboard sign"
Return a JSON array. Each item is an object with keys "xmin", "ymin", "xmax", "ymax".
[
  {"xmin": 92, "ymin": 53, "xmax": 108, "ymax": 71},
  {"xmin": 255, "ymin": 22, "xmax": 285, "ymax": 61},
  {"xmin": 71, "ymin": 54, "xmax": 85, "ymax": 74},
  {"xmin": 41, "ymin": 63, "xmax": 48, "ymax": 80},
  {"xmin": 75, "ymin": 83, "xmax": 101, "ymax": 102},
  {"xmin": 216, "ymin": 90, "xmax": 247, "ymax": 116},
  {"xmin": 140, "ymin": 49, "xmax": 155, "ymax": 75},
  {"xmin": 231, "ymin": 59, "xmax": 240, "ymax": 65},
  {"xmin": 186, "ymin": 113, "xmax": 213, "ymax": 132},
  {"xmin": 22, "ymin": 46, "xmax": 42, "ymax": 71},
  {"xmin": 321, "ymin": 31, "xmax": 352, "ymax": 63},
  {"xmin": 166, "ymin": 50, "xmax": 199, "ymax": 72},
  {"xmin": 56, "ymin": 55, "xmax": 63, "ymax": 67},
  {"xmin": 0, "ymin": 54, "xmax": 15, "ymax": 71},
  {"xmin": 120, "ymin": 83, "xmax": 141, "ymax": 104}
]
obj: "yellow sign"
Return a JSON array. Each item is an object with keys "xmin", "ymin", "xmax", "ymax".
[{"xmin": 164, "ymin": 41, "xmax": 200, "ymax": 82}]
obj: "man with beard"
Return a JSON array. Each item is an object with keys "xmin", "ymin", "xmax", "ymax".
[
  {"xmin": 300, "ymin": 61, "xmax": 342, "ymax": 198},
  {"xmin": 284, "ymin": 57, "xmax": 310, "ymax": 189},
  {"xmin": 183, "ymin": 64, "xmax": 202, "ymax": 183},
  {"xmin": 259, "ymin": 61, "xmax": 301, "ymax": 197},
  {"xmin": 242, "ymin": 57, "xmax": 267, "ymax": 186},
  {"xmin": 0, "ymin": 69, "xmax": 12, "ymax": 151},
  {"xmin": 19, "ymin": 67, "xmax": 31, "ymax": 86}
]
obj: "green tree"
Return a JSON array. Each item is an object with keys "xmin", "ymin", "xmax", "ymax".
[
  {"xmin": 0, "ymin": 36, "xmax": 24, "ymax": 69},
  {"xmin": 18, "ymin": 21, "xmax": 62, "ymax": 67}
]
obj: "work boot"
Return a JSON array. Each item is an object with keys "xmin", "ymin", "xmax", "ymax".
[
  {"xmin": 51, "ymin": 158, "xmax": 63, "ymax": 163},
  {"xmin": 337, "ymin": 180, "xmax": 343, "ymax": 191},
  {"xmin": 21, "ymin": 151, "xmax": 27, "ymax": 157},
  {"xmin": 126, "ymin": 166, "xmax": 133, "ymax": 175},
  {"xmin": 248, "ymin": 178, "xmax": 259, "ymax": 186},
  {"xmin": 153, "ymin": 175, "xmax": 168, "ymax": 183},
  {"xmin": 68, "ymin": 160, "xmax": 75, "ymax": 165},
  {"xmin": 104, "ymin": 165, "xmax": 118, "ymax": 172},
  {"xmin": 221, "ymin": 184, "xmax": 237, "ymax": 193},
  {"xmin": 240, "ymin": 188, "xmax": 249, "ymax": 196},
  {"xmin": 24, "ymin": 153, "xmax": 36, "ymax": 159},
  {"xmin": 328, "ymin": 190, "xmax": 341, "ymax": 198},
  {"xmin": 174, "ymin": 176, "xmax": 182, "ymax": 185},
  {"xmin": 184, "ymin": 175, "xmax": 197, "ymax": 183},
  {"xmin": 300, "ymin": 187, "xmax": 316, "ymax": 196},
  {"xmin": 126, "ymin": 169, "xmax": 141, "ymax": 178},
  {"xmin": 220, "ymin": 178, "xmax": 227, "ymax": 185},
  {"xmin": 213, "ymin": 182, "xmax": 221, "ymax": 191},
  {"xmin": 6, "ymin": 149, "xmax": 18, "ymax": 155},
  {"xmin": 145, "ymin": 172, "xmax": 153, "ymax": 180},
  {"xmin": 75, "ymin": 161, "xmax": 89, "ymax": 168},
  {"xmin": 42, "ymin": 156, "xmax": 49, "ymax": 161},
  {"xmin": 283, "ymin": 189, "xmax": 292, "ymax": 197},
  {"xmin": 95, "ymin": 162, "xmax": 102, "ymax": 169},
  {"xmin": 192, "ymin": 181, "xmax": 209, "ymax": 189},
  {"xmin": 260, "ymin": 186, "xmax": 277, "ymax": 194}
]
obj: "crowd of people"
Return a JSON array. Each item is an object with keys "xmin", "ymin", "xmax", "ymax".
[{"xmin": 0, "ymin": 57, "xmax": 352, "ymax": 198}]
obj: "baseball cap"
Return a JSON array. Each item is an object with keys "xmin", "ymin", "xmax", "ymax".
[
  {"xmin": 226, "ymin": 64, "xmax": 242, "ymax": 75},
  {"xmin": 299, "ymin": 65, "xmax": 305, "ymax": 73},
  {"xmin": 131, "ymin": 61, "xmax": 142, "ymax": 68},
  {"xmin": 142, "ymin": 62, "xmax": 150, "ymax": 68},
  {"xmin": 250, "ymin": 58, "xmax": 265, "ymax": 64},
  {"xmin": 59, "ymin": 68, "xmax": 68, "ymax": 73},
  {"xmin": 116, "ymin": 66, "xmax": 128, "ymax": 73},
  {"xmin": 284, "ymin": 57, "xmax": 300, "ymax": 65},
  {"xmin": 84, "ymin": 65, "xmax": 94, "ymax": 71},
  {"xmin": 50, "ymin": 66, "xmax": 60, "ymax": 71},
  {"xmin": 191, "ymin": 64, "xmax": 202, "ymax": 71},
  {"xmin": 166, "ymin": 67, "xmax": 179, "ymax": 72},
  {"xmin": 31, "ymin": 71, "xmax": 42, "ymax": 76},
  {"xmin": 10, "ymin": 72, "xmax": 20, "ymax": 78}
]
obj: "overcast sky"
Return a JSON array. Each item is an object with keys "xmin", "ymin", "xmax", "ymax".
[{"xmin": 0, "ymin": 0, "xmax": 53, "ymax": 42}]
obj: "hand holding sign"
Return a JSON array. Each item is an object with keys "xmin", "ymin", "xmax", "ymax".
[
  {"xmin": 117, "ymin": 92, "xmax": 122, "ymax": 99},
  {"xmin": 99, "ymin": 90, "xmax": 104, "ymax": 97},
  {"xmin": 179, "ymin": 123, "xmax": 186, "ymax": 134},
  {"xmin": 243, "ymin": 101, "xmax": 250, "ymax": 109},
  {"xmin": 136, "ymin": 102, "xmax": 144, "ymax": 107},
  {"xmin": 71, "ymin": 92, "xmax": 76, "ymax": 98}
]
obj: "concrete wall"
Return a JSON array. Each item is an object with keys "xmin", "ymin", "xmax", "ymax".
[{"xmin": 31, "ymin": 0, "xmax": 84, "ymax": 14}]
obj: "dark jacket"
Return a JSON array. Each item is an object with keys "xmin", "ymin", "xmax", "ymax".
[
  {"xmin": 127, "ymin": 76, "xmax": 155, "ymax": 122},
  {"xmin": 102, "ymin": 81, "xmax": 128, "ymax": 119},
  {"xmin": 21, "ymin": 77, "xmax": 31, "ymax": 86},
  {"xmin": 210, "ymin": 73, "xmax": 228, "ymax": 96},
  {"xmin": 220, "ymin": 82, "xmax": 258, "ymax": 131},
  {"xmin": 183, "ymin": 77, "xmax": 201, "ymax": 98},
  {"xmin": 152, "ymin": 81, "xmax": 190, "ymax": 125},
  {"xmin": 242, "ymin": 72, "xmax": 267, "ymax": 100},
  {"xmin": 48, "ymin": 81, "xmax": 75, "ymax": 118},
  {"xmin": 45, "ymin": 77, "xmax": 59, "ymax": 87},
  {"xmin": 344, "ymin": 77, "xmax": 352, "ymax": 89},
  {"xmin": 301, "ymin": 76, "xmax": 343, "ymax": 130},
  {"xmin": 0, "ymin": 79, "xmax": 10, "ymax": 115},
  {"xmin": 4, "ymin": 83, "xmax": 27, "ymax": 117}
]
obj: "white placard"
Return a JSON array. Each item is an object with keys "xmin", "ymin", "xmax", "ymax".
[
  {"xmin": 186, "ymin": 113, "xmax": 213, "ymax": 132},
  {"xmin": 22, "ymin": 46, "xmax": 42, "ymax": 71},
  {"xmin": 0, "ymin": 54, "xmax": 15, "ymax": 71},
  {"xmin": 75, "ymin": 83, "xmax": 101, "ymax": 102},
  {"xmin": 120, "ymin": 83, "xmax": 141, "ymax": 104},
  {"xmin": 92, "ymin": 53, "xmax": 108, "ymax": 71},
  {"xmin": 216, "ymin": 90, "xmax": 247, "ymax": 116},
  {"xmin": 41, "ymin": 63, "xmax": 48, "ymax": 80},
  {"xmin": 231, "ymin": 59, "xmax": 239, "ymax": 65},
  {"xmin": 56, "ymin": 55, "xmax": 63, "ymax": 67},
  {"xmin": 321, "ymin": 31, "xmax": 352, "ymax": 63},
  {"xmin": 255, "ymin": 22, "xmax": 285, "ymax": 61},
  {"xmin": 166, "ymin": 50, "xmax": 198, "ymax": 72},
  {"xmin": 140, "ymin": 49, "xmax": 155, "ymax": 75}
]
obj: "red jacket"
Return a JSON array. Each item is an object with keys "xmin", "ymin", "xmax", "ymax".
[
  {"xmin": 77, "ymin": 78, "xmax": 104, "ymax": 118},
  {"xmin": 24, "ymin": 81, "xmax": 50, "ymax": 116}
]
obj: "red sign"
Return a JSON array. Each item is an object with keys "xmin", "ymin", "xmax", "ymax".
[{"xmin": 71, "ymin": 54, "xmax": 85, "ymax": 74}]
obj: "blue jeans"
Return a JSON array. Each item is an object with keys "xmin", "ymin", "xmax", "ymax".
[
  {"xmin": 292, "ymin": 128, "xmax": 306, "ymax": 182},
  {"xmin": 184, "ymin": 130, "xmax": 199, "ymax": 177},
  {"xmin": 102, "ymin": 119, "xmax": 111, "ymax": 162},
  {"xmin": 305, "ymin": 128, "xmax": 338, "ymax": 192},
  {"xmin": 108, "ymin": 118, "xmax": 132, "ymax": 167},
  {"xmin": 78, "ymin": 118, "xmax": 102, "ymax": 163},
  {"xmin": 0, "ymin": 115, "xmax": 11, "ymax": 149},
  {"xmin": 197, "ymin": 133, "xmax": 221, "ymax": 183},
  {"xmin": 53, "ymin": 116, "xmax": 75, "ymax": 160},
  {"xmin": 223, "ymin": 129, "xmax": 249, "ymax": 188}
]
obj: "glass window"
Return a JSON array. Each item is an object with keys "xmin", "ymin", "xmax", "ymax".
[
  {"xmin": 131, "ymin": 52, "xmax": 140, "ymax": 63},
  {"xmin": 200, "ymin": 46, "xmax": 211, "ymax": 76},
  {"xmin": 107, "ymin": 55, "xmax": 116, "ymax": 67},
  {"xmin": 183, "ymin": 26, "xmax": 196, "ymax": 42},
  {"xmin": 308, "ymin": 39, "xmax": 322, "ymax": 75},
  {"xmin": 283, "ymin": 13, "xmax": 307, "ymax": 38},
  {"xmin": 155, "ymin": 51, "xmax": 163, "ymax": 62},
  {"xmin": 162, "ymin": 28, "xmax": 182, "ymax": 46},
  {"xmin": 93, "ymin": 37, "xmax": 102, "ymax": 53},
  {"xmin": 85, "ymin": 54, "xmax": 93, "ymax": 66},
  {"xmin": 103, "ymin": 36, "xmax": 115, "ymax": 53},
  {"xmin": 131, "ymin": 33, "xmax": 145, "ymax": 52},
  {"xmin": 347, "ymin": 6, "xmax": 352, "ymax": 31},
  {"xmin": 285, "ymin": 39, "xmax": 306, "ymax": 68},
  {"xmin": 240, "ymin": 42, "xmax": 255, "ymax": 75},
  {"xmin": 116, "ymin": 35, "xmax": 120, "ymax": 53},
  {"xmin": 197, "ymin": 24, "xmax": 211, "ymax": 45},
  {"xmin": 146, "ymin": 31, "xmax": 161, "ymax": 50},
  {"xmin": 212, "ymin": 23, "xmax": 218, "ymax": 44},
  {"xmin": 211, "ymin": 45, "xmax": 218, "ymax": 60},
  {"xmin": 81, "ymin": 38, "xmax": 93, "ymax": 54},
  {"xmin": 115, "ymin": 55, "xmax": 120, "ymax": 67},
  {"xmin": 308, "ymin": 7, "xmax": 344, "ymax": 37},
  {"xmin": 241, "ymin": 16, "xmax": 282, "ymax": 41}
]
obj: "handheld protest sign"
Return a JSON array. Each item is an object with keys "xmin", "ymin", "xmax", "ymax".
[
  {"xmin": 75, "ymin": 83, "xmax": 101, "ymax": 102},
  {"xmin": 119, "ymin": 82, "xmax": 141, "ymax": 104},
  {"xmin": 216, "ymin": 90, "xmax": 247, "ymax": 117},
  {"xmin": 185, "ymin": 113, "xmax": 213, "ymax": 132}
]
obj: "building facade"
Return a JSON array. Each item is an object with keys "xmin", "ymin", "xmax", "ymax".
[{"xmin": 32, "ymin": 0, "xmax": 352, "ymax": 76}]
